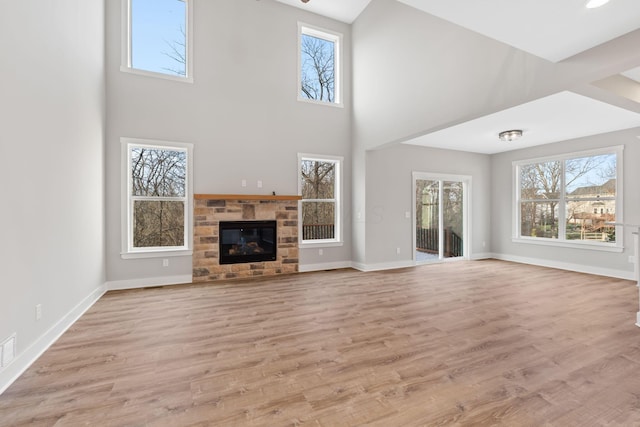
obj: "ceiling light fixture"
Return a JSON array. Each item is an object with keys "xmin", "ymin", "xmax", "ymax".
[
  {"xmin": 301, "ymin": 0, "xmax": 310, "ymax": 3},
  {"xmin": 498, "ymin": 129, "xmax": 523, "ymax": 142},
  {"xmin": 585, "ymin": 0, "xmax": 610, "ymax": 9}
]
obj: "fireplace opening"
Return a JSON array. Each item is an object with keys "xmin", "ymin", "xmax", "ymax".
[{"xmin": 219, "ymin": 220, "xmax": 277, "ymax": 264}]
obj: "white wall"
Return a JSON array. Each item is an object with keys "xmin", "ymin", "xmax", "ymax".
[
  {"xmin": 0, "ymin": 0, "xmax": 106, "ymax": 392},
  {"xmin": 351, "ymin": 0, "xmax": 560, "ymax": 152},
  {"xmin": 362, "ymin": 145, "xmax": 491, "ymax": 267},
  {"xmin": 350, "ymin": 0, "xmax": 554, "ymax": 266},
  {"xmin": 350, "ymin": 0, "xmax": 640, "ymax": 271},
  {"xmin": 491, "ymin": 128, "xmax": 640, "ymax": 279},
  {"xmin": 105, "ymin": 0, "xmax": 353, "ymax": 286}
]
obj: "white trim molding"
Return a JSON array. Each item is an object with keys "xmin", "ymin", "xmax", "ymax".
[
  {"xmin": 107, "ymin": 274, "xmax": 193, "ymax": 291},
  {"xmin": 0, "ymin": 285, "xmax": 107, "ymax": 396},
  {"xmin": 491, "ymin": 252, "xmax": 634, "ymax": 281},
  {"xmin": 351, "ymin": 260, "xmax": 416, "ymax": 272},
  {"xmin": 470, "ymin": 252, "xmax": 493, "ymax": 260},
  {"xmin": 299, "ymin": 261, "xmax": 352, "ymax": 273}
]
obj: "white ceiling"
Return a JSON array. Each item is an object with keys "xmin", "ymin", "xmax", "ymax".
[
  {"xmin": 622, "ymin": 67, "xmax": 640, "ymax": 84},
  {"xmin": 275, "ymin": 0, "xmax": 640, "ymax": 153},
  {"xmin": 397, "ymin": 0, "xmax": 640, "ymax": 63},
  {"xmin": 272, "ymin": 0, "xmax": 372, "ymax": 24},
  {"xmin": 401, "ymin": 91, "xmax": 640, "ymax": 155}
]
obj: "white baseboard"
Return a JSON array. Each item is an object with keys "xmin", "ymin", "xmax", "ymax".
[
  {"xmin": 492, "ymin": 253, "xmax": 634, "ymax": 280},
  {"xmin": 470, "ymin": 252, "xmax": 493, "ymax": 260},
  {"xmin": 351, "ymin": 260, "xmax": 415, "ymax": 272},
  {"xmin": 299, "ymin": 261, "xmax": 353, "ymax": 273},
  {"xmin": 0, "ymin": 284, "xmax": 107, "ymax": 396},
  {"xmin": 107, "ymin": 274, "xmax": 193, "ymax": 291}
]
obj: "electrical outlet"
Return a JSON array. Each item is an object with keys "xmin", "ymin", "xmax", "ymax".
[
  {"xmin": 35, "ymin": 304, "xmax": 42, "ymax": 321},
  {"xmin": 257, "ymin": 180, "xmax": 263, "ymax": 188},
  {"xmin": 162, "ymin": 258, "xmax": 169, "ymax": 267},
  {"xmin": 396, "ymin": 247, "xmax": 401, "ymax": 255},
  {"xmin": 319, "ymin": 249, "xmax": 323, "ymax": 256},
  {"xmin": 405, "ymin": 211, "xmax": 411, "ymax": 219},
  {"xmin": 241, "ymin": 179, "xmax": 247, "ymax": 187}
]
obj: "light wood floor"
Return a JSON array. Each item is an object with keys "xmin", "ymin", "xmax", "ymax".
[{"xmin": 2, "ymin": 260, "xmax": 640, "ymax": 426}]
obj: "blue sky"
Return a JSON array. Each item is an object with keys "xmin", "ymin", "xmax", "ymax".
[
  {"xmin": 131, "ymin": 0, "xmax": 186, "ymax": 76},
  {"xmin": 565, "ymin": 153, "xmax": 616, "ymax": 193}
]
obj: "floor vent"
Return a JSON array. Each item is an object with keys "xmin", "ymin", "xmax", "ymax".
[{"xmin": 0, "ymin": 334, "xmax": 16, "ymax": 368}]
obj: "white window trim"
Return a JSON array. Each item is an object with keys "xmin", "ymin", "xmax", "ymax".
[
  {"xmin": 297, "ymin": 23, "xmax": 343, "ymax": 108},
  {"xmin": 298, "ymin": 153, "xmax": 343, "ymax": 248},
  {"xmin": 121, "ymin": 137, "xmax": 194, "ymax": 259},
  {"xmin": 512, "ymin": 145, "xmax": 624, "ymax": 253},
  {"xmin": 120, "ymin": 0, "xmax": 194, "ymax": 83}
]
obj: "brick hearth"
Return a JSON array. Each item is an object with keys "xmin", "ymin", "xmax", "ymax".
[{"xmin": 192, "ymin": 195, "xmax": 300, "ymax": 282}]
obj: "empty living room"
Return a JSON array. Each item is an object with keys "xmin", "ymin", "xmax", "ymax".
[{"xmin": 2, "ymin": 0, "xmax": 640, "ymax": 425}]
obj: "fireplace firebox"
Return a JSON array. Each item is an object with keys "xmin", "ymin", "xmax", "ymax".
[{"xmin": 219, "ymin": 220, "xmax": 277, "ymax": 264}]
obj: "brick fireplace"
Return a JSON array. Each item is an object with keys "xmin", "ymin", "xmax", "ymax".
[{"xmin": 192, "ymin": 194, "xmax": 301, "ymax": 282}]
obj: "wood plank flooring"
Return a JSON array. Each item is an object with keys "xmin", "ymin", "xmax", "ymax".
[{"xmin": 2, "ymin": 260, "xmax": 640, "ymax": 426}]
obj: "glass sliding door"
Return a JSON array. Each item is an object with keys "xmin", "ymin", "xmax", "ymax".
[
  {"xmin": 415, "ymin": 179, "xmax": 440, "ymax": 262},
  {"xmin": 413, "ymin": 173, "xmax": 469, "ymax": 263},
  {"xmin": 443, "ymin": 181, "xmax": 464, "ymax": 259}
]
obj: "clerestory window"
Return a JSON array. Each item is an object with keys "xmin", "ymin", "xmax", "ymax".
[
  {"xmin": 298, "ymin": 24, "xmax": 342, "ymax": 106},
  {"xmin": 121, "ymin": 0, "xmax": 193, "ymax": 82}
]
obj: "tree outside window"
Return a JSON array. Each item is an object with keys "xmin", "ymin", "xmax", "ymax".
[
  {"xmin": 299, "ymin": 156, "xmax": 341, "ymax": 243},
  {"xmin": 131, "ymin": 147, "xmax": 186, "ymax": 247},
  {"xmin": 516, "ymin": 148, "xmax": 620, "ymax": 246},
  {"xmin": 299, "ymin": 25, "xmax": 341, "ymax": 105},
  {"xmin": 122, "ymin": 139, "xmax": 192, "ymax": 257},
  {"xmin": 124, "ymin": 0, "xmax": 191, "ymax": 80}
]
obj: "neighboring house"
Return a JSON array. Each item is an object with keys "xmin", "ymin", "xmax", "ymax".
[{"xmin": 567, "ymin": 179, "xmax": 616, "ymax": 241}]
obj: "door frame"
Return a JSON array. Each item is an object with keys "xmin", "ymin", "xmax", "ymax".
[{"xmin": 412, "ymin": 172, "xmax": 472, "ymax": 264}]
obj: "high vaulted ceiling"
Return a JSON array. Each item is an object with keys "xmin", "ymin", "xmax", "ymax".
[
  {"xmin": 397, "ymin": 0, "xmax": 640, "ymax": 63},
  {"xmin": 272, "ymin": 0, "xmax": 372, "ymax": 24},
  {"xmin": 275, "ymin": 0, "xmax": 640, "ymax": 153}
]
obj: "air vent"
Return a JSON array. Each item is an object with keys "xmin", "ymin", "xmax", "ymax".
[{"xmin": 1, "ymin": 334, "xmax": 16, "ymax": 368}]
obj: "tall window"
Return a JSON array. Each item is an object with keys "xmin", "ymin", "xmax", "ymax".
[
  {"xmin": 122, "ymin": 138, "xmax": 193, "ymax": 258},
  {"xmin": 514, "ymin": 146, "xmax": 622, "ymax": 250},
  {"xmin": 298, "ymin": 24, "xmax": 341, "ymax": 106},
  {"xmin": 299, "ymin": 154, "xmax": 342, "ymax": 245},
  {"xmin": 121, "ymin": 0, "xmax": 193, "ymax": 81}
]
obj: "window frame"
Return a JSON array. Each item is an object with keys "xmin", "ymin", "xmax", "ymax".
[
  {"xmin": 512, "ymin": 145, "xmax": 623, "ymax": 252},
  {"xmin": 298, "ymin": 153, "xmax": 343, "ymax": 248},
  {"xmin": 297, "ymin": 23, "xmax": 343, "ymax": 108},
  {"xmin": 121, "ymin": 137, "xmax": 194, "ymax": 259},
  {"xmin": 120, "ymin": 0, "xmax": 194, "ymax": 83}
]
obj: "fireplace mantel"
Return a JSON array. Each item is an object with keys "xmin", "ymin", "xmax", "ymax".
[{"xmin": 195, "ymin": 194, "xmax": 301, "ymax": 201}]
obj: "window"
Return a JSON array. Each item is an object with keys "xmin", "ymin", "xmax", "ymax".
[
  {"xmin": 121, "ymin": 138, "xmax": 193, "ymax": 258},
  {"xmin": 121, "ymin": 0, "xmax": 193, "ymax": 82},
  {"xmin": 298, "ymin": 24, "xmax": 342, "ymax": 106},
  {"xmin": 299, "ymin": 154, "xmax": 342, "ymax": 246},
  {"xmin": 514, "ymin": 146, "xmax": 623, "ymax": 251}
]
